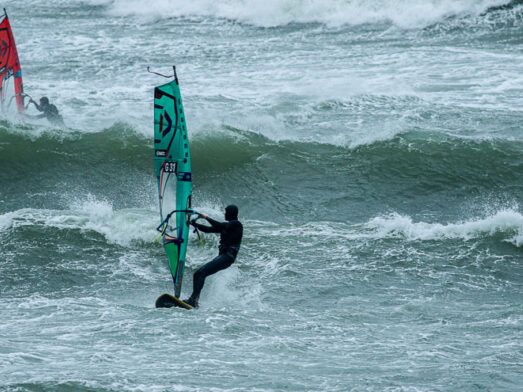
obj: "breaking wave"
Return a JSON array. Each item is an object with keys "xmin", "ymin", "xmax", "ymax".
[
  {"xmin": 366, "ymin": 209, "xmax": 523, "ymax": 247},
  {"xmin": 99, "ymin": 0, "xmax": 515, "ymax": 28}
]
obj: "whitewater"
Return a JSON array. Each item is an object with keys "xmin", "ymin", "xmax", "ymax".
[{"xmin": 1, "ymin": 0, "xmax": 522, "ymax": 391}]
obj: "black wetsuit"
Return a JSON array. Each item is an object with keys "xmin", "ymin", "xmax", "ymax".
[
  {"xmin": 189, "ymin": 217, "xmax": 243, "ymax": 302},
  {"xmin": 30, "ymin": 102, "xmax": 64, "ymax": 126}
]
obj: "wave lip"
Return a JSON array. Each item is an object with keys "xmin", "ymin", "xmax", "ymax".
[
  {"xmin": 0, "ymin": 196, "xmax": 159, "ymax": 247},
  {"xmin": 366, "ymin": 209, "xmax": 523, "ymax": 246},
  {"xmin": 102, "ymin": 0, "xmax": 513, "ymax": 28}
]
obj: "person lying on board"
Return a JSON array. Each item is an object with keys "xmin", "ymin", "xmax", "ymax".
[
  {"xmin": 26, "ymin": 96, "xmax": 65, "ymax": 126},
  {"xmin": 185, "ymin": 205, "xmax": 243, "ymax": 308}
]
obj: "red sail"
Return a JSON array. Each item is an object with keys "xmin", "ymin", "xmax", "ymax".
[{"xmin": 0, "ymin": 12, "xmax": 24, "ymax": 114}]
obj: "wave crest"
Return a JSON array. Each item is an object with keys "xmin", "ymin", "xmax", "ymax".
[
  {"xmin": 366, "ymin": 209, "xmax": 523, "ymax": 246},
  {"xmin": 0, "ymin": 196, "xmax": 158, "ymax": 247},
  {"xmin": 101, "ymin": 0, "xmax": 513, "ymax": 28}
]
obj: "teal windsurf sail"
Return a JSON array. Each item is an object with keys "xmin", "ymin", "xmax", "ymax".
[{"xmin": 154, "ymin": 67, "xmax": 192, "ymax": 298}]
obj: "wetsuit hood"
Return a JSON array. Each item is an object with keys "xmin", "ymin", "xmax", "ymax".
[{"xmin": 225, "ymin": 205, "xmax": 238, "ymax": 221}]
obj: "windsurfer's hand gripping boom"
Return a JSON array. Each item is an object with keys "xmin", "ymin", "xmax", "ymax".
[{"xmin": 156, "ymin": 209, "xmax": 199, "ymax": 242}]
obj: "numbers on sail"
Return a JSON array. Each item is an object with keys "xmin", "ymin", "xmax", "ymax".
[{"xmin": 164, "ymin": 162, "xmax": 177, "ymax": 173}]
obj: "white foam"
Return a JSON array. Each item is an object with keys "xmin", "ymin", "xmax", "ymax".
[
  {"xmin": 366, "ymin": 209, "xmax": 523, "ymax": 245},
  {"xmin": 0, "ymin": 211, "xmax": 15, "ymax": 231},
  {"xmin": 102, "ymin": 0, "xmax": 510, "ymax": 28},
  {"xmin": 246, "ymin": 210, "xmax": 523, "ymax": 248},
  {"xmin": 0, "ymin": 195, "xmax": 159, "ymax": 247}
]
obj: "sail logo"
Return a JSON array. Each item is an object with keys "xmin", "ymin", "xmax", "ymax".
[
  {"xmin": 0, "ymin": 40, "xmax": 7, "ymax": 58},
  {"xmin": 177, "ymin": 172, "xmax": 191, "ymax": 182},
  {"xmin": 159, "ymin": 111, "xmax": 172, "ymax": 137}
]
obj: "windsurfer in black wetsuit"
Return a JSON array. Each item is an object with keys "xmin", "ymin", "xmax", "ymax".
[
  {"xmin": 184, "ymin": 205, "xmax": 243, "ymax": 308},
  {"xmin": 26, "ymin": 96, "xmax": 64, "ymax": 126}
]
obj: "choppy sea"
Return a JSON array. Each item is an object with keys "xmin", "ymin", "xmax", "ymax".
[{"xmin": 1, "ymin": 0, "xmax": 522, "ymax": 391}]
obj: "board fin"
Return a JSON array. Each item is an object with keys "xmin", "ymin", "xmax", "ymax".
[{"xmin": 155, "ymin": 293, "xmax": 193, "ymax": 310}]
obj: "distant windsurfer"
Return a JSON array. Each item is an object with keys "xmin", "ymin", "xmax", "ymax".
[
  {"xmin": 185, "ymin": 205, "xmax": 243, "ymax": 308},
  {"xmin": 26, "ymin": 96, "xmax": 64, "ymax": 126}
]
